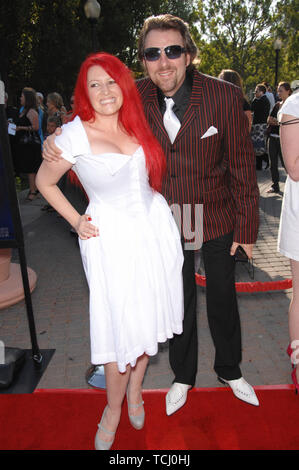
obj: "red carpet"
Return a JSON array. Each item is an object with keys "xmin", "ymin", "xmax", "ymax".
[{"xmin": 0, "ymin": 386, "xmax": 298, "ymax": 450}]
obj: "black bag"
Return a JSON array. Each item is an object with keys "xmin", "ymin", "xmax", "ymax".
[
  {"xmin": 234, "ymin": 246, "xmax": 255, "ymax": 279},
  {"xmin": 0, "ymin": 347, "xmax": 26, "ymax": 389},
  {"xmin": 19, "ymin": 129, "xmax": 41, "ymax": 146}
]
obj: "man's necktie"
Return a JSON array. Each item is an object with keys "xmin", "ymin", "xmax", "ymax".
[{"xmin": 163, "ymin": 97, "xmax": 181, "ymax": 144}]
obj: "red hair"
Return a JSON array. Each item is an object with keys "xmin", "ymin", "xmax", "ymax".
[{"xmin": 71, "ymin": 52, "xmax": 166, "ymax": 191}]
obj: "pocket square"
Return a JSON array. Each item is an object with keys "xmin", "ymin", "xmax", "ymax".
[{"xmin": 201, "ymin": 126, "xmax": 218, "ymax": 139}]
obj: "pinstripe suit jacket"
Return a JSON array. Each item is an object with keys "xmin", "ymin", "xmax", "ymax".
[{"xmin": 136, "ymin": 70, "xmax": 259, "ymax": 243}]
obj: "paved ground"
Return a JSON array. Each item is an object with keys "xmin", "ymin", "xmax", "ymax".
[{"xmin": 0, "ymin": 164, "xmax": 293, "ymax": 390}]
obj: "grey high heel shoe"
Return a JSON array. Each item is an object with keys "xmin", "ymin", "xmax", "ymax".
[
  {"xmin": 127, "ymin": 392, "xmax": 145, "ymax": 430},
  {"xmin": 94, "ymin": 406, "xmax": 116, "ymax": 450}
]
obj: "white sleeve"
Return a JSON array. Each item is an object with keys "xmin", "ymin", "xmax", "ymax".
[
  {"xmin": 54, "ymin": 127, "xmax": 76, "ymax": 164},
  {"xmin": 278, "ymin": 93, "xmax": 299, "ymax": 121}
]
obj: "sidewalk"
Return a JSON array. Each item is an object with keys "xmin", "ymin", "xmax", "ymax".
[{"xmin": 0, "ymin": 165, "xmax": 293, "ymax": 390}]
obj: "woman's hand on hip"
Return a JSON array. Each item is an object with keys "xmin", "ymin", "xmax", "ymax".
[{"xmin": 74, "ymin": 215, "xmax": 99, "ymax": 240}]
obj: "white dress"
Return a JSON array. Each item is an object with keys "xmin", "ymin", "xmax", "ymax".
[
  {"xmin": 277, "ymin": 92, "xmax": 299, "ymax": 261},
  {"xmin": 55, "ymin": 116, "xmax": 184, "ymax": 372}
]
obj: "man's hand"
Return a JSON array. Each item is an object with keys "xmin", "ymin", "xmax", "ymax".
[
  {"xmin": 230, "ymin": 242, "xmax": 254, "ymax": 259},
  {"xmin": 267, "ymin": 116, "xmax": 278, "ymax": 126},
  {"xmin": 43, "ymin": 127, "xmax": 63, "ymax": 162}
]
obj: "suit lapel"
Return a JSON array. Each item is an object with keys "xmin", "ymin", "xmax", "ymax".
[
  {"xmin": 140, "ymin": 71, "xmax": 205, "ymax": 144},
  {"xmin": 176, "ymin": 71, "xmax": 203, "ymax": 141},
  {"xmin": 141, "ymin": 81, "xmax": 170, "ymax": 141}
]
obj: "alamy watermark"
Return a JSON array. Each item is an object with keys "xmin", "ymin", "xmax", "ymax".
[
  {"xmin": 171, "ymin": 203, "xmax": 203, "ymax": 251},
  {"xmin": 0, "ymin": 340, "xmax": 4, "ymax": 365}
]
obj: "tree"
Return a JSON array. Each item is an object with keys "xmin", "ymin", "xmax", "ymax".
[
  {"xmin": 0, "ymin": 0, "xmax": 196, "ymax": 103},
  {"xmin": 97, "ymin": 0, "xmax": 195, "ymax": 70},
  {"xmin": 0, "ymin": 0, "xmax": 33, "ymax": 91},
  {"xmin": 29, "ymin": 1, "xmax": 90, "ymax": 100},
  {"xmin": 271, "ymin": 0, "xmax": 299, "ymax": 81},
  {"xmin": 192, "ymin": 0, "xmax": 274, "ymax": 87},
  {"xmin": 0, "ymin": 0, "xmax": 90, "ymax": 105}
]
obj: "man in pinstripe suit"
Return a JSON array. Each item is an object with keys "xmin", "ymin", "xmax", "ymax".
[{"xmin": 137, "ymin": 14, "xmax": 260, "ymax": 414}]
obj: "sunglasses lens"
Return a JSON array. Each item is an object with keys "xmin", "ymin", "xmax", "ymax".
[
  {"xmin": 144, "ymin": 45, "xmax": 186, "ymax": 61},
  {"xmin": 165, "ymin": 45, "xmax": 184, "ymax": 59},
  {"xmin": 144, "ymin": 48, "xmax": 160, "ymax": 61}
]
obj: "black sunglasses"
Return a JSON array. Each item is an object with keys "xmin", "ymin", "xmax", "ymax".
[{"xmin": 144, "ymin": 45, "xmax": 186, "ymax": 62}]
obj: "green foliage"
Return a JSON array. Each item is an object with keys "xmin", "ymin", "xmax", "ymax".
[
  {"xmin": 98, "ymin": 0, "xmax": 194, "ymax": 71},
  {"xmin": 0, "ymin": 0, "xmax": 195, "ymax": 103},
  {"xmin": 0, "ymin": 0, "xmax": 297, "ymax": 105},
  {"xmin": 272, "ymin": 0, "xmax": 299, "ymax": 80},
  {"xmin": 0, "ymin": 0, "xmax": 89, "ymax": 104},
  {"xmin": 193, "ymin": 0, "xmax": 298, "ymax": 93}
]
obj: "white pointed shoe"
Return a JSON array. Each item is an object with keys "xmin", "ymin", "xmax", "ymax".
[
  {"xmin": 218, "ymin": 376, "xmax": 259, "ymax": 406},
  {"xmin": 166, "ymin": 382, "xmax": 191, "ymax": 416}
]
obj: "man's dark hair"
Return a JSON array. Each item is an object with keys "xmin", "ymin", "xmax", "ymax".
[
  {"xmin": 137, "ymin": 14, "xmax": 198, "ymax": 70},
  {"xmin": 256, "ymin": 84, "xmax": 267, "ymax": 94},
  {"xmin": 22, "ymin": 87, "xmax": 38, "ymax": 112}
]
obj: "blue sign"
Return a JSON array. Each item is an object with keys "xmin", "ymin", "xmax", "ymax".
[{"xmin": 0, "ymin": 142, "xmax": 15, "ymax": 241}]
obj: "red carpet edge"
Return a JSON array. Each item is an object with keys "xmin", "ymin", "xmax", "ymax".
[
  {"xmin": 0, "ymin": 385, "xmax": 298, "ymax": 450},
  {"xmin": 195, "ymin": 273, "xmax": 292, "ymax": 292}
]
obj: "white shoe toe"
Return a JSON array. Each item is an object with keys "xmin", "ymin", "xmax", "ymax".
[
  {"xmin": 219, "ymin": 377, "xmax": 259, "ymax": 406},
  {"xmin": 166, "ymin": 382, "xmax": 190, "ymax": 416}
]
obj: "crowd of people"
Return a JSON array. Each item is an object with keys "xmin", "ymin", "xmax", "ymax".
[
  {"xmin": 5, "ymin": 88, "xmax": 74, "ymax": 202},
  {"xmin": 4, "ymin": 13, "xmax": 299, "ymax": 451},
  {"xmin": 250, "ymin": 80, "xmax": 294, "ymax": 195},
  {"xmin": 213, "ymin": 75, "xmax": 294, "ymax": 196},
  {"xmin": 4, "ymin": 58, "xmax": 293, "ymax": 203}
]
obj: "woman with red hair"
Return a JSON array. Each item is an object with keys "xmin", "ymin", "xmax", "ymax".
[{"xmin": 36, "ymin": 53, "xmax": 184, "ymax": 450}]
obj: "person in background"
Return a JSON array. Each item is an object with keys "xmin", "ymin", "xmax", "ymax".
[
  {"xmin": 36, "ymin": 92, "xmax": 47, "ymax": 144},
  {"xmin": 60, "ymin": 93, "xmax": 88, "ymax": 227},
  {"xmin": 263, "ymin": 82, "xmax": 275, "ymax": 113},
  {"xmin": 15, "ymin": 87, "xmax": 41, "ymax": 201},
  {"xmin": 218, "ymin": 69, "xmax": 252, "ymax": 131},
  {"xmin": 36, "ymin": 91, "xmax": 46, "ymax": 111},
  {"xmin": 5, "ymin": 92, "xmax": 19, "ymax": 175},
  {"xmin": 63, "ymin": 94, "xmax": 75, "ymax": 123},
  {"xmin": 5, "ymin": 91, "xmax": 18, "ymax": 123},
  {"xmin": 277, "ymin": 86, "xmax": 299, "ymax": 394},
  {"xmin": 291, "ymin": 80, "xmax": 299, "ymax": 94},
  {"xmin": 266, "ymin": 82, "xmax": 292, "ymax": 193},
  {"xmin": 44, "ymin": 115, "xmax": 62, "ymax": 140},
  {"xmin": 46, "ymin": 92, "xmax": 66, "ymax": 127},
  {"xmin": 251, "ymin": 83, "xmax": 270, "ymax": 170},
  {"xmin": 46, "ymin": 92, "xmax": 75, "ymax": 208},
  {"xmin": 41, "ymin": 115, "xmax": 62, "ymax": 212}
]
